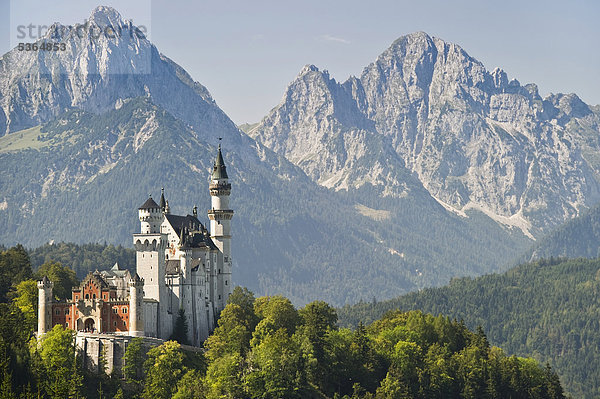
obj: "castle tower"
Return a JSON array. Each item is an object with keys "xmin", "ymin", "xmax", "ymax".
[
  {"xmin": 128, "ymin": 274, "xmax": 145, "ymax": 337},
  {"xmin": 138, "ymin": 196, "xmax": 162, "ymax": 234},
  {"xmin": 207, "ymin": 144, "xmax": 234, "ymax": 307},
  {"xmin": 133, "ymin": 195, "xmax": 168, "ymax": 337},
  {"xmin": 37, "ymin": 276, "xmax": 54, "ymax": 335},
  {"xmin": 208, "ymin": 145, "xmax": 233, "ymax": 256}
]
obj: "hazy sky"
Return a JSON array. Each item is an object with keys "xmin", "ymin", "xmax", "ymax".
[{"xmin": 2, "ymin": 0, "xmax": 599, "ymax": 124}]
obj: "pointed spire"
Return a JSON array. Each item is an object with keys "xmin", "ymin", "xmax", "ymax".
[
  {"xmin": 180, "ymin": 226, "xmax": 187, "ymax": 245},
  {"xmin": 193, "ymin": 205, "xmax": 198, "ymax": 217},
  {"xmin": 159, "ymin": 188, "xmax": 166, "ymax": 212},
  {"xmin": 211, "ymin": 142, "xmax": 228, "ymax": 180}
]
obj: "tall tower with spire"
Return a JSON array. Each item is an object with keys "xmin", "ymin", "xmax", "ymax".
[{"xmin": 207, "ymin": 144, "xmax": 234, "ymax": 308}]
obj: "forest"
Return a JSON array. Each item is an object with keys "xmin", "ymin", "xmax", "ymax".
[
  {"xmin": 338, "ymin": 257, "xmax": 600, "ymax": 398},
  {"xmin": 0, "ymin": 244, "xmax": 566, "ymax": 398}
]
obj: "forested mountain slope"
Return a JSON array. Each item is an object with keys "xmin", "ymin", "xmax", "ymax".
[
  {"xmin": 338, "ymin": 258, "xmax": 600, "ymax": 398},
  {"xmin": 519, "ymin": 203, "xmax": 600, "ymax": 262}
]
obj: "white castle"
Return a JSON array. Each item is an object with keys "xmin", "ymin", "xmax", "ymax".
[{"xmin": 38, "ymin": 145, "xmax": 233, "ymax": 347}]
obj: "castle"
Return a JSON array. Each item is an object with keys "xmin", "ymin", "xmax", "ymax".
[{"xmin": 37, "ymin": 146, "xmax": 234, "ymax": 347}]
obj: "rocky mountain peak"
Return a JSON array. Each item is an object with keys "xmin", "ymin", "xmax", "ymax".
[
  {"xmin": 0, "ymin": 7, "xmax": 237, "ymax": 140},
  {"xmin": 251, "ymin": 32, "xmax": 600, "ymax": 236},
  {"xmin": 299, "ymin": 64, "xmax": 321, "ymax": 75},
  {"xmin": 491, "ymin": 67, "xmax": 509, "ymax": 89},
  {"xmin": 88, "ymin": 6, "xmax": 127, "ymax": 28}
]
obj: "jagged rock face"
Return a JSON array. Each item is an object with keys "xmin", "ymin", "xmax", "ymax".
[
  {"xmin": 0, "ymin": 6, "xmax": 237, "ymax": 143},
  {"xmin": 250, "ymin": 32, "xmax": 600, "ymax": 234}
]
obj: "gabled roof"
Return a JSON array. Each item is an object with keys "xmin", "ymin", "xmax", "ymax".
[
  {"xmin": 139, "ymin": 197, "xmax": 160, "ymax": 210},
  {"xmin": 164, "ymin": 213, "xmax": 219, "ymax": 250},
  {"xmin": 80, "ymin": 271, "xmax": 109, "ymax": 290},
  {"xmin": 165, "ymin": 260, "xmax": 181, "ymax": 275},
  {"xmin": 182, "ymin": 231, "xmax": 219, "ymax": 250},
  {"xmin": 100, "ymin": 263, "xmax": 131, "ymax": 279},
  {"xmin": 165, "ymin": 214, "xmax": 205, "ymax": 237}
]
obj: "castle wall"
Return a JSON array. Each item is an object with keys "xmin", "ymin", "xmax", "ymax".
[
  {"xmin": 143, "ymin": 300, "xmax": 158, "ymax": 337},
  {"xmin": 75, "ymin": 333, "xmax": 165, "ymax": 375}
]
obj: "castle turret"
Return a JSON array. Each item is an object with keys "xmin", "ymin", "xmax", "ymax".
[
  {"xmin": 128, "ymin": 274, "xmax": 144, "ymax": 336},
  {"xmin": 207, "ymin": 144, "xmax": 234, "ymax": 307},
  {"xmin": 208, "ymin": 145, "xmax": 233, "ymax": 256},
  {"xmin": 159, "ymin": 188, "xmax": 167, "ymax": 214},
  {"xmin": 138, "ymin": 196, "xmax": 161, "ymax": 234},
  {"xmin": 37, "ymin": 277, "xmax": 54, "ymax": 335}
]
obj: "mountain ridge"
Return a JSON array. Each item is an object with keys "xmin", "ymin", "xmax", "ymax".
[{"xmin": 249, "ymin": 31, "xmax": 600, "ymax": 237}]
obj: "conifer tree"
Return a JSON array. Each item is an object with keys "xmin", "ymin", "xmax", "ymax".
[{"xmin": 170, "ymin": 308, "xmax": 190, "ymax": 345}]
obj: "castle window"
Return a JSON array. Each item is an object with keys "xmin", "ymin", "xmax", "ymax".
[
  {"xmin": 123, "ymin": 308, "xmax": 128, "ymax": 314},
  {"xmin": 93, "ymin": 294, "xmax": 96, "ymax": 299},
  {"xmin": 218, "ymin": 295, "xmax": 221, "ymax": 300},
  {"xmin": 85, "ymin": 294, "xmax": 89, "ymax": 299},
  {"xmin": 113, "ymin": 308, "xmax": 118, "ymax": 314},
  {"xmin": 65, "ymin": 309, "xmax": 69, "ymax": 315},
  {"xmin": 225, "ymin": 280, "xmax": 228, "ymax": 285},
  {"xmin": 123, "ymin": 321, "xmax": 126, "ymax": 326},
  {"xmin": 55, "ymin": 309, "xmax": 60, "ymax": 315},
  {"xmin": 114, "ymin": 321, "xmax": 117, "ymax": 327}
]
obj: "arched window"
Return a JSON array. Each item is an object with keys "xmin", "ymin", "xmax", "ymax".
[
  {"xmin": 93, "ymin": 294, "xmax": 96, "ymax": 299},
  {"xmin": 85, "ymin": 294, "xmax": 89, "ymax": 299}
]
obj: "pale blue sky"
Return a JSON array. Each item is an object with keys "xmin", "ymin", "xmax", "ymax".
[{"xmin": 2, "ymin": 0, "xmax": 599, "ymax": 124}]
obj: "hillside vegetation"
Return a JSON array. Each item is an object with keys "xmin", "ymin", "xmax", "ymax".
[
  {"xmin": 338, "ymin": 258, "xmax": 600, "ymax": 398},
  {"xmin": 28, "ymin": 242, "xmax": 135, "ymax": 279},
  {"xmin": 0, "ymin": 244, "xmax": 565, "ymax": 398},
  {"xmin": 520, "ymin": 203, "xmax": 600, "ymax": 262}
]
